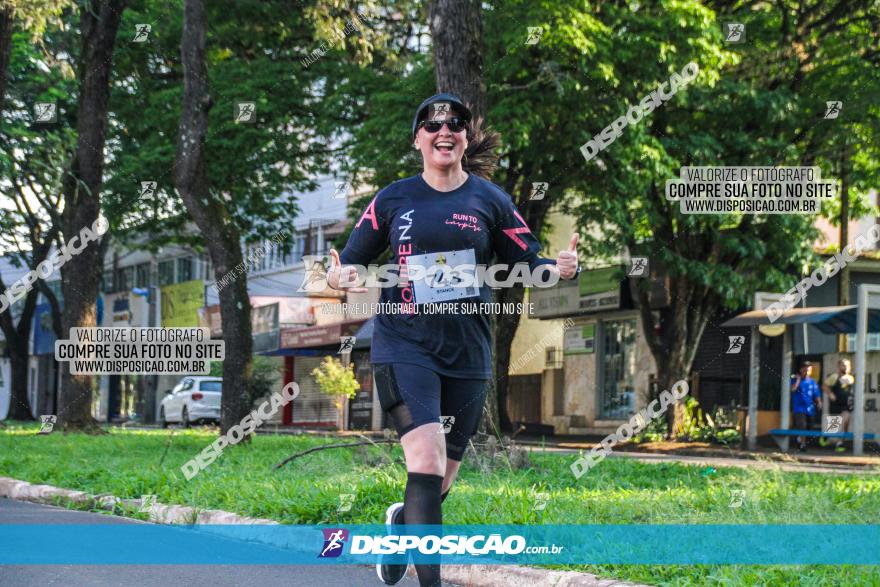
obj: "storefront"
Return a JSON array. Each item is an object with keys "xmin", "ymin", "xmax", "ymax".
[
  {"xmin": 273, "ymin": 319, "xmax": 374, "ymax": 430},
  {"xmin": 96, "ymin": 291, "xmax": 151, "ymax": 422},
  {"xmin": 530, "ymin": 266, "xmax": 659, "ymax": 435}
]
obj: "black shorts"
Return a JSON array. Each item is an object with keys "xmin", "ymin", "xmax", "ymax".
[
  {"xmin": 830, "ymin": 391, "xmax": 852, "ymax": 414},
  {"xmin": 373, "ymin": 363, "xmax": 488, "ymax": 461}
]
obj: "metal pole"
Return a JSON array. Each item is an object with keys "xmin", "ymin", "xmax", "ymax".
[
  {"xmin": 854, "ymin": 284, "xmax": 868, "ymax": 455},
  {"xmin": 145, "ymin": 258, "xmax": 159, "ymax": 424},
  {"xmin": 780, "ymin": 326, "xmax": 792, "ymax": 451},
  {"xmin": 748, "ymin": 325, "xmax": 759, "ymax": 450}
]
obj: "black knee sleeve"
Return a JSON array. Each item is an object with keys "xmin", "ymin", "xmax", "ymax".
[{"xmin": 374, "ymin": 364, "xmax": 417, "ymax": 437}]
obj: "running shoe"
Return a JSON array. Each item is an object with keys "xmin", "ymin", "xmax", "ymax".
[{"xmin": 377, "ymin": 502, "xmax": 409, "ymax": 585}]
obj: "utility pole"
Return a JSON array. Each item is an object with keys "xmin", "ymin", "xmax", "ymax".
[{"xmin": 145, "ymin": 261, "xmax": 159, "ymax": 423}]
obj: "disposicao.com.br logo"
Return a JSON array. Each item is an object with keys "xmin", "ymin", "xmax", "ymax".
[{"xmin": 320, "ymin": 530, "xmax": 563, "ymax": 558}]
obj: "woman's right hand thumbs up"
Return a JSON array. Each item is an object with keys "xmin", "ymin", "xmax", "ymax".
[{"xmin": 327, "ymin": 249, "xmax": 367, "ymax": 292}]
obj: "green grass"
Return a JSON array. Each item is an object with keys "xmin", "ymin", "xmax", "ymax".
[{"xmin": 2, "ymin": 422, "xmax": 879, "ymax": 586}]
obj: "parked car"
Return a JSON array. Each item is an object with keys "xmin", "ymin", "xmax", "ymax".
[{"xmin": 159, "ymin": 376, "xmax": 222, "ymax": 428}]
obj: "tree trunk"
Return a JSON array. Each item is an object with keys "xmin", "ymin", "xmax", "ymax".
[
  {"xmin": 0, "ymin": 228, "xmax": 59, "ymax": 421},
  {"xmin": 491, "ymin": 184, "xmax": 553, "ymax": 431},
  {"xmin": 58, "ymin": 0, "xmax": 125, "ymax": 433},
  {"xmin": 176, "ymin": 0, "xmax": 253, "ymax": 436},
  {"xmin": 0, "ymin": 249, "xmax": 57, "ymax": 421},
  {"xmin": 5, "ymin": 332, "xmax": 32, "ymax": 421},
  {"xmin": 0, "ymin": 6, "xmax": 13, "ymax": 112},
  {"xmin": 492, "ymin": 287, "xmax": 526, "ymax": 432},
  {"xmin": 631, "ymin": 272, "xmax": 714, "ymax": 437},
  {"xmin": 428, "ymin": 0, "xmax": 485, "ymax": 120},
  {"xmin": 429, "ymin": 0, "xmax": 498, "ymax": 431}
]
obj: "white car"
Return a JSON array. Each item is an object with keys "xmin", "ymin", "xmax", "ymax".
[{"xmin": 159, "ymin": 376, "xmax": 222, "ymax": 428}]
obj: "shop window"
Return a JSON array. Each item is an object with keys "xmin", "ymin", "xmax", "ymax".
[
  {"xmin": 176, "ymin": 257, "xmax": 193, "ymax": 282},
  {"xmin": 845, "ymin": 333, "xmax": 880, "ymax": 351},
  {"xmin": 158, "ymin": 260, "xmax": 175, "ymax": 285},
  {"xmin": 599, "ymin": 319, "xmax": 637, "ymax": 420},
  {"xmin": 135, "ymin": 263, "xmax": 150, "ymax": 288},
  {"xmin": 545, "ymin": 347, "xmax": 563, "ymax": 369},
  {"xmin": 102, "ymin": 270, "xmax": 115, "ymax": 293},
  {"xmin": 115, "ymin": 266, "xmax": 134, "ymax": 293}
]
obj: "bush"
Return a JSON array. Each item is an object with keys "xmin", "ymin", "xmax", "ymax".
[
  {"xmin": 632, "ymin": 417, "xmax": 668, "ymax": 443},
  {"xmin": 674, "ymin": 398, "xmax": 742, "ymax": 445},
  {"xmin": 311, "ymin": 356, "xmax": 360, "ymax": 407},
  {"xmin": 715, "ymin": 428, "xmax": 741, "ymax": 445}
]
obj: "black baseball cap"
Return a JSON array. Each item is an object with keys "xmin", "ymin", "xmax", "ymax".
[{"xmin": 412, "ymin": 93, "xmax": 472, "ymax": 140}]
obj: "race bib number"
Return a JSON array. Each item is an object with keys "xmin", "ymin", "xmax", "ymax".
[{"xmin": 408, "ymin": 249, "xmax": 478, "ymax": 304}]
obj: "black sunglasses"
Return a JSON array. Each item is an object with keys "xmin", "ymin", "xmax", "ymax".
[{"xmin": 418, "ymin": 117, "xmax": 468, "ymax": 134}]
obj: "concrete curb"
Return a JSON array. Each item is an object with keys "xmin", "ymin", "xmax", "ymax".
[{"xmin": 0, "ymin": 476, "xmax": 650, "ymax": 587}]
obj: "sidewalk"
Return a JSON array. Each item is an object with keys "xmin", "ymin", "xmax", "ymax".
[
  {"xmin": 0, "ymin": 498, "xmax": 424, "ymax": 587},
  {"xmin": 0, "ymin": 477, "xmax": 650, "ymax": 587},
  {"xmin": 520, "ymin": 438, "xmax": 880, "ymax": 474}
]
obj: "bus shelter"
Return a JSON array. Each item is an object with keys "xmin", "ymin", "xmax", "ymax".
[{"xmin": 721, "ymin": 285, "xmax": 880, "ymax": 455}]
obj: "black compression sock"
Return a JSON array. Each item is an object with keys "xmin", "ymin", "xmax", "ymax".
[
  {"xmin": 404, "ymin": 472, "xmax": 443, "ymax": 587},
  {"xmin": 398, "ymin": 489, "xmax": 448, "ymax": 522}
]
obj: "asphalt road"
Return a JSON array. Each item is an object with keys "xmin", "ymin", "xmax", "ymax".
[{"xmin": 0, "ymin": 498, "xmax": 446, "ymax": 587}]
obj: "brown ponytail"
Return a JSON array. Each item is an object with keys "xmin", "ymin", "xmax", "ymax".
[{"xmin": 462, "ymin": 117, "xmax": 501, "ymax": 180}]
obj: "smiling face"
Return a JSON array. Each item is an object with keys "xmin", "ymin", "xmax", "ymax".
[{"xmin": 414, "ymin": 107, "xmax": 469, "ymax": 172}]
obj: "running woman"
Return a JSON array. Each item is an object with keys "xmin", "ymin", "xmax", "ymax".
[{"xmin": 327, "ymin": 93, "xmax": 579, "ymax": 587}]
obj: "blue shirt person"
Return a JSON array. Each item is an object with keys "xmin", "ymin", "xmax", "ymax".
[
  {"xmin": 791, "ymin": 371, "xmax": 821, "ymax": 416},
  {"xmin": 790, "ymin": 362, "xmax": 822, "ymax": 452}
]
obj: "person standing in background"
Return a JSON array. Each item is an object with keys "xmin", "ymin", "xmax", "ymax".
[
  {"xmin": 822, "ymin": 359, "xmax": 854, "ymax": 452},
  {"xmin": 790, "ymin": 361, "xmax": 822, "ymax": 452}
]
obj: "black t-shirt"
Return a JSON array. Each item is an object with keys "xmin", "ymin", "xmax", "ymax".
[{"xmin": 340, "ymin": 173, "xmax": 557, "ymax": 378}]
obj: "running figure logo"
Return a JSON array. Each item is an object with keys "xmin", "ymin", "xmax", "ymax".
[
  {"xmin": 628, "ymin": 257, "xmax": 648, "ymax": 277},
  {"xmin": 438, "ymin": 415, "xmax": 455, "ymax": 434},
  {"xmin": 139, "ymin": 494, "xmax": 157, "ymax": 513},
  {"xmin": 319, "ymin": 528, "xmax": 349, "ymax": 558},
  {"xmin": 726, "ymin": 336, "xmax": 745, "ymax": 354},
  {"xmin": 532, "ymin": 492, "xmax": 549, "ymax": 511},
  {"xmin": 824, "ymin": 101, "xmax": 842, "ymax": 119},
  {"xmin": 235, "ymin": 102, "xmax": 256, "ymax": 123},
  {"xmin": 529, "ymin": 182, "xmax": 549, "ymax": 201},
  {"xmin": 297, "ymin": 255, "xmax": 330, "ymax": 292},
  {"xmin": 333, "ymin": 181, "xmax": 349, "ymax": 199},
  {"xmin": 525, "ymin": 27, "xmax": 544, "ymax": 45},
  {"xmin": 132, "ymin": 24, "xmax": 151, "ymax": 42},
  {"xmin": 723, "ymin": 23, "xmax": 745, "ymax": 43},
  {"xmin": 430, "ymin": 103, "xmax": 450, "ymax": 121},
  {"xmin": 824, "ymin": 415, "xmax": 843, "ymax": 434},
  {"xmin": 140, "ymin": 181, "xmax": 157, "ymax": 198},
  {"xmin": 38, "ymin": 415, "xmax": 57, "ymax": 434},
  {"xmin": 728, "ymin": 489, "xmax": 745, "ymax": 508},
  {"xmin": 337, "ymin": 494, "xmax": 355, "ymax": 513},
  {"xmin": 338, "ymin": 336, "xmax": 355, "ymax": 354},
  {"xmin": 34, "ymin": 102, "xmax": 57, "ymax": 123}
]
